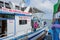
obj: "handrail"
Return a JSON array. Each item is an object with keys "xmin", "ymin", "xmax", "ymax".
[{"xmin": 11, "ymin": 27, "xmax": 46, "ymax": 40}]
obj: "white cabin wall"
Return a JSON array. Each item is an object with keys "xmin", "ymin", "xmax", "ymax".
[
  {"xmin": 15, "ymin": 16, "xmax": 32, "ymax": 35},
  {"xmin": 7, "ymin": 19, "xmax": 14, "ymax": 36}
]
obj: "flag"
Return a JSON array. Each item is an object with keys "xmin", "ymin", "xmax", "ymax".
[{"xmin": 54, "ymin": 0, "xmax": 60, "ymax": 16}]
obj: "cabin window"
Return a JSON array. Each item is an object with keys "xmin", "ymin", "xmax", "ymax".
[
  {"xmin": 15, "ymin": 5, "xmax": 20, "ymax": 10},
  {"xmin": 5, "ymin": 14, "xmax": 15, "ymax": 19},
  {"xmin": 19, "ymin": 20, "xmax": 27, "ymax": 25},
  {"xmin": 21, "ymin": 7, "xmax": 27, "ymax": 11},
  {"xmin": 0, "ymin": 14, "xmax": 15, "ymax": 19},
  {"xmin": 0, "ymin": 1, "xmax": 4, "ymax": 8},
  {"xmin": 5, "ymin": 2, "xmax": 11, "ymax": 9}
]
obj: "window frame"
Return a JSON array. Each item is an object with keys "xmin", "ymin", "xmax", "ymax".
[
  {"xmin": 19, "ymin": 20, "xmax": 27, "ymax": 25},
  {"xmin": 15, "ymin": 5, "xmax": 20, "ymax": 10},
  {"xmin": 5, "ymin": 2, "xmax": 11, "ymax": 9},
  {"xmin": 0, "ymin": 14, "xmax": 15, "ymax": 19}
]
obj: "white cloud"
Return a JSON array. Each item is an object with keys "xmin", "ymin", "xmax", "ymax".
[
  {"xmin": 49, "ymin": 0, "xmax": 58, "ymax": 4},
  {"xmin": 30, "ymin": 0, "xmax": 53, "ymax": 19},
  {"xmin": 30, "ymin": 0, "xmax": 53, "ymax": 10}
]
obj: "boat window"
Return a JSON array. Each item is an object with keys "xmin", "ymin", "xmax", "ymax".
[
  {"xmin": 5, "ymin": 2, "xmax": 11, "ymax": 9},
  {"xmin": 15, "ymin": 5, "xmax": 20, "ymax": 10},
  {"xmin": 19, "ymin": 20, "xmax": 27, "ymax": 25},
  {"xmin": 0, "ymin": 1, "xmax": 4, "ymax": 8},
  {"xmin": 0, "ymin": 14, "xmax": 15, "ymax": 19},
  {"xmin": 21, "ymin": 7, "xmax": 27, "ymax": 11}
]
